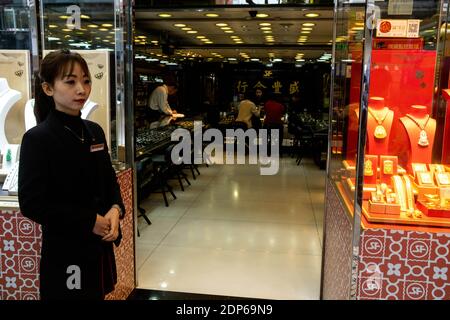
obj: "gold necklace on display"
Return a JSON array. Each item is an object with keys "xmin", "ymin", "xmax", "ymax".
[
  {"xmin": 368, "ymin": 107, "xmax": 389, "ymax": 139},
  {"xmin": 405, "ymin": 114, "xmax": 430, "ymax": 147}
]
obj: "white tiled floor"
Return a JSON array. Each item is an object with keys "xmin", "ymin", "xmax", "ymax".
[{"xmin": 136, "ymin": 156, "xmax": 326, "ymax": 300}]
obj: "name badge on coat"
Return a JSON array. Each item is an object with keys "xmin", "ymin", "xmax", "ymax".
[{"xmin": 90, "ymin": 143, "xmax": 105, "ymax": 153}]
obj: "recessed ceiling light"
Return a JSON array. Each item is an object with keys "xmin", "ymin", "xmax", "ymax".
[
  {"xmin": 266, "ymin": 39, "xmax": 275, "ymax": 42},
  {"xmin": 305, "ymin": 13, "xmax": 320, "ymax": 18},
  {"xmin": 205, "ymin": 13, "xmax": 219, "ymax": 17},
  {"xmin": 62, "ymin": 28, "xmax": 72, "ymax": 32},
  {"xmin": 187, "ymin": 30, "xmax": 198, "ymax": 34},
  {"xmin": 102, "ymin": 24, "xmax": 113, "ymax": 27},
  {"xmin": 49, "ymin": 24, "xmax": 58, "ymax": 28},
  {"xmin": 215, "ymin": 23, "xmax": 228, "ymax": 27},
  {"xmin": 256, "ymin": 13, "xmax": 269, "ymax": 18},
  {"xmin": 205, "ymin": 41, "xmax": 214, "ymax": 44},
  {"xmin": 88, "ymin": 24, "xmax": 98, "ymax": 28},
  {"xmin": 263, "ymin": 30, "xmax": 272, "ymax": 34},
  {"xmin": 230, "ymin": 36, "xmax": 239, "ymax": 39},
  {"xmin": 259, "ymin": 23, "xmax": 271, "ymax": 26},
  {"xmin": 235, "ymin": 41, "xmax": 244, "ymax": 44},
  {"xmin": 137, "ymin": 35, "xmax": 147, "ymax": 39},
  {"xmin": 260, "ymin": 27, "xmax": 272, "ymax": 31},
  {"xmin": 99, "ymin": 28, "xmax": 108, "ymax": 31},
  {"xmin": 220, "ymin": 27, "xmax": 232, "ymax": 30},
  {"xmin": 181, "ymin": 27, "xmax": 192, "ymax": 31},
  {"xmin": 301, "ymin": 31, "xmax": 311, "ymax": 34},
  {"xmin": 302, "ymin": 27, "xmax": 313, "ymax": 31},
  {"xmin": 151, "ymin": 40, "xmax": 159, "ymax": 44},
  {"xmin": 59, "ymin": 15, "xmax": 69, "ymax": 19},
  {"xmin": 302, "ymin": 23, "xmax": 316, "ymax": 27},
  {"xmin": 196, "ymin": 36, "xmax": 206, "ymax": 39},
  {"xmin": 158, "ymin": 13, "xmax": 172, "ymax": 18},
  {"xmin": 80, "ymin": 15, "xmax": 90, "ymax": 19},
  {"xmin": 174, "ymin": 24, "xmax": 186, "ymax": 27},
  {"xmin": 201, "ymin": 38, "xmax": 210, "ymax": 42},
  {"xmin": 224, "ymin": 30, "xmax": 234, "ymax": 33}
]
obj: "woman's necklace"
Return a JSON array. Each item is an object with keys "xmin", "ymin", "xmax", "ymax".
[
  {"xmin": 64, "ymin": 125, "xmax": 85, "ymax": 143},
  {"xmin": 405, "ymin": 114, "xmax": 430, "ymax": 147},
  {"xmin": 368, "ymin": 107, "xmax": 389, "ymax": 139}
]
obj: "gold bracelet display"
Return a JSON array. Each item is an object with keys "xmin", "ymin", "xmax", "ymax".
[
  {"xmin": 393, "ymin": 175, "xmax": 407, "ymax": 212},
  {"xmin": 403, "ymin": 175, "xmax": 421, "ymax": 218}
]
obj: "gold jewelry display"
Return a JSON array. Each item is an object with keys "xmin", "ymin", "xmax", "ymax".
[
  {"xmin": 418, "ymin": 172, "xmax": 434, "ymax": 185},
  {"xmin": 393, "ymin": 175, "xmax": 407, "ymax": 212},
  {"xmin": 364, "ymin": 159, "xmax": 374, "ymax": 176},
  {"xmin": 383, "ymin": 160, "xmax": 394, "ymax": 175},
  {"xmin": 403, "ymin": 175, "xmax": 415, "ymax": 217},
  {"xmin": 437, "ymin": 172, "xmax": 450, "ymax": 185},
  {"xmin": 405, "ymin": 114, "xmax": 430, "ymax": 147},
  {"xmin": 368, "ymin": 107, "xmax": 389, "ymax": 139}
]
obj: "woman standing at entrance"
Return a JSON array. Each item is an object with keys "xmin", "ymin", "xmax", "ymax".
[{"xmin": 18, "ymin": 50, "xmax": 125, "ymax": 300}]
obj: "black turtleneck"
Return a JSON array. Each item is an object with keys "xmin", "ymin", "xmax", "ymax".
[{"xmin": 52, "ymin": 109, "xmax": 84, "ymax": 140}]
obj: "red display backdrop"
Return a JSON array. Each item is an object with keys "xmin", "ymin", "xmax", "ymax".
[
  {"xmin": 0, "ymin": 169, "xmax": 135, "ymax": 300},
  {"xmin": 346, "ymin": 49, "xmax": 437, "ymax": 163}
]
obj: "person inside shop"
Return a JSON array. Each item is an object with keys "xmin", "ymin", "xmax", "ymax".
[
  {"xmin": 148, "ymin": 77, "xmax": 178, "ymax": 118},
  {"xmin": 254, "ymin": 88, "xmax": 266, "ymax": 108},
  {"xmin": 235, "ymin": 91, "xmax": 260, "ymax": 129},
  {"xmin": 264, "ymin": 92, "xmax": 285, "ymax": 154},
  {"xmin": 18, "ymin": 49, "xmax": 125, "ymax": 300}
]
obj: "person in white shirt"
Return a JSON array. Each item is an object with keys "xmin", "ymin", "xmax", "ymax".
[{"xmin": 148, "ymin": 82, "xmax": 178, "ymax": 116}]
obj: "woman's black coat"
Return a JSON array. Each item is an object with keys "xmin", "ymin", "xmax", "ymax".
[{"xmin": 18, "ymin": 110, "xmax": 125, "ymax": 300}]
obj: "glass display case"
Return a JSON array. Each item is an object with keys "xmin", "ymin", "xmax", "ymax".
[{"xmin": 322, "ymin": 0, "xmax": 450, "ymax": 300}]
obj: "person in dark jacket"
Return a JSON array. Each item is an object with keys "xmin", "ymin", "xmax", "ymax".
[{"xmin": 18, "ymin": 49, "xmax": 125, "ymax": 300}]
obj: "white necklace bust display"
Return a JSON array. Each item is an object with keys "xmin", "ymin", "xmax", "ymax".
[{"xmin": 0, "ymin": 78, "xmax": 22, "ymax": 147}]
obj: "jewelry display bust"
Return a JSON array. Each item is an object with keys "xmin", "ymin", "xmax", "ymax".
[
  {"xmin": 400, "ymin": 105, "xmax": 436, "ymax": 169},
  {"xmin": 365, "ymin": 96, "xmax": 394, "ymax": 155},
  {"xmin": 0, "ymin": 77, "xmax": 22, "ymax": 147}
]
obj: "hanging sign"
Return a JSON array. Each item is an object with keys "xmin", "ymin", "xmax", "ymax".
[{"xmin": 376, "ymin": 19, "xmax": 420, "ymax": 38}]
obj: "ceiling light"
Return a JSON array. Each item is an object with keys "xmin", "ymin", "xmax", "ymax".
[
  {"xmin": 259, "ymin": 23, "xmax": 271, "ymax": 26},
  {"xmin": 196, "ymin": 36, "xmax": 206, "ymax": 39},
  {"xmin": 99, "ymin": 28, "xmax": 108, "ymax": 31},
  {"xmin": 59, "ymin": 15, "xmax": 69, "ymax": 19},
  {"xmin": 62, "ymin": 28, "xmax": 72, "ymax": 32},
  {"xmin": 205, "ymin": 13, "xmax": 219, "ymax": 17},
  {"xmin": 102, "ymin": 24, "xmax": 113, "ymax": 27},
  {"xmin": 88, "ymin": 24, "xmax": 99, "ymax": 28},
  {"xmin": 352, "ymin": 27, "xmax": 364, "ymax": 31},
  {"xmin": 301, "ymin": 31, "xmax": 311, "ymax": 34},
  {"xmin": 250, "ymin": 58, "xmax": 259, "ymax": 61},
  {"xmin": 305, "ymin": 13, "xmax": 320, "ymax": 18},
  {"xmin": 263, "ymin": 30, "xmax": 272, "ymax": 34},
  {"xmin": 235, "ymin": 41, "xmax": 244, "ymax": 44},
  {"xmin": 228, "ymin": 58, "xmax": 237, "ymax": 61},
  {"xmin": 138, "ymin": 36, "xmax": 146, "ymax": 39},
  {"xmin": 80, "ymin": 15, "xmax": 90, "ymax": 19},
  {"xmin": 48, "ymin": 37, "xmax": 60, "ymax": 41},
  {"xmin": 174, "ymin": 24, "xmax": 186, "ymax": 27},
  {"xmin": 220, "ymin": 27, "xmax": 231, "ymax": 30},
  {"xmin": 260, "ymin": 27, "xmax": 272, "ymax": 30},
  {"xmin": 187, "ymin": 30, "xmax": 198, "ymax": 34},
  {"xmin": 256, "ymin": 13, "xmax": 269, "ymax": 18},
  {"xmin": 181, "ymin": 27, "xmax": 192, "ymax": 31},
  {"xmin": 302, "ymin": 23, "xmax": 316, "ymax": 27},
  {"xmin": 158, "ymin": 13, "xmax": 172, "ymax": 18},
  {"xmin": 204, "ymin": 41, "xmax": 214, "ymax": 44},
  {"xmin": 151, "ymin": 40, "xmax": 158, "ymax": 44},
  {"xmin": 230, "ymin": 36, "xmax": 239, "ymax": 39},
  {"xmin": 266, "ymin": 39, "xmax": 275, "ymax": 42},
  {"xmin": 302, "ymin": 27, "xmax": 313, "ymax": 31},
  {"xmin": 201, "ymin": 38, "xmax": 210, "ymax": 42},
  {"xmin": 224, "ymin": 30, "xmax": 234, "ymax": 33},
  {"xmin": 49, "ymin": 24, "xmax": 58, "ymax": 28},
  {"xmin": 215, "ymin": 23, "xmax": 228, "ymax": 27}
]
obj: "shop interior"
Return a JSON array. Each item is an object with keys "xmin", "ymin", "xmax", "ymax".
[{"xmin": 132, "ymin": 3, "xmax": 332, "ymax": 299}]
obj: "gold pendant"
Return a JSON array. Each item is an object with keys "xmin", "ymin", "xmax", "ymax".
[
  {"xmin": 364, "ymin": 159, "xmax": 374, "ymax": 176},
  {"xmin": 418, "ymin": 129, "xmax": 429, "ymax": 147},
  {"xmin": 383, "ymin": 160, "xmax": 394, "ymax": 175},
  {"xmin": 374, "ymin": 125, "xmax": 387, "ymax": 139}
]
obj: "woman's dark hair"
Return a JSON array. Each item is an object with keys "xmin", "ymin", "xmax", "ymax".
[{"xmin": 34, "ymin": 49, "xmax": 91, "ymax": 123}]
